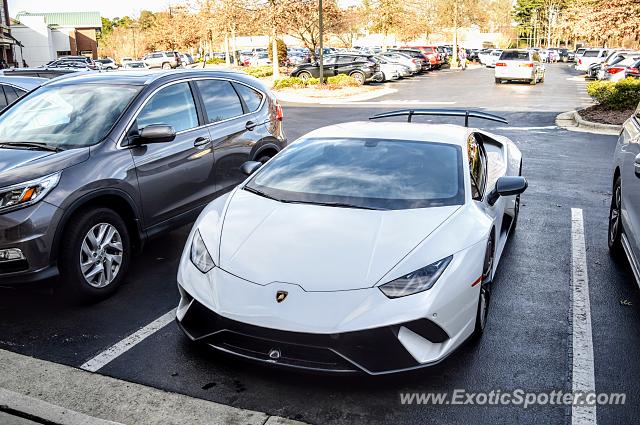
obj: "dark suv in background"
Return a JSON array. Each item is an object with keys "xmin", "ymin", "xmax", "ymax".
[
  {"xmin": 0, "ymin": 70, "xmax": 286, "ymax": 299},
  {"xmin": 290, "ymin": 54, "xmax": 382, "ymax": 85}
]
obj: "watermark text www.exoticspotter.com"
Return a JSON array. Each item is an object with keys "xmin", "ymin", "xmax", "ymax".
[{"xmin": 399, "ymin": 390, "xmax": 626, "ymax": 409}]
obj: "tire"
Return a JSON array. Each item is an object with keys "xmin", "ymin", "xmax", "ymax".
[
  {"xmin": 473, "ymin": 233, "xmax": 495, "ymax": 338},
  {"xmin": 162, "ymin": 62, "xmax": 171, "ymax": 70},
  {"xmin": 608, "ymin": 176, "xmax": 623, "ymax": 257},
  {"xmin": 350, "ymin": 71, "xmax": 365, "ymax": 86},
  {"xmin": 380, "ymin": 72, "xmax": 387, "ymax": 82},
  {"xmin": 59, "ymin": 207, "xmax": 131, "ymax": 301},
  {"xmin": 495, "ymin": 78, "xmax": 501, "ymax": 84},
  {"xmin": 297, "ymin": 71, "xmax": 312, "ymax": 81}
]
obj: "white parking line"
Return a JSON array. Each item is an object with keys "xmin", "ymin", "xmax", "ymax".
[
  {"xmin": 570, "ymin": 208, "xmax": 597, "ymax": 425},
  {"xmin": 80, "ymin": 308, "xmax": 176, "ymax": 372}
]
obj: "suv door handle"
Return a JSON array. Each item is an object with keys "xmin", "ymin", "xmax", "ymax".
[
  {"xmin": 245, "ymin": 121, "xmax": 257, "ymax": 131},
  {"xmin": 194, "ymin": 136, "xmax": 211, "ymax": 147},
  {"xmin": 634, "ymin": 153, "xmax": 640, "ymax": 177}
]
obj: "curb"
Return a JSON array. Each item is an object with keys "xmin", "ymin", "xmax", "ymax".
[
  {"xmin": 555, "ymin": 110, "xmax": 622, "ymax": 135},
  {"xmin": 0, "ymin": 349, "xmax": 307, "ymax": 425},
  {"xmin": 275, "ymin": 87, "xmax": 397, "ymax": 104}
]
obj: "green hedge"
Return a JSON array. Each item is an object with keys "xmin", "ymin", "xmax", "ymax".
[
  {"xmin": 194, "ymin": 57, "xmax": 226, "ymax": 64},
  {"xmin": 587, "ymin": 78, "xmax": 640, "ymax": 110},
  {"xmin": 273, "ymin": 74, "xmax": 359, "ymax": 90},
  {"xmin": 244, "ymin": 66, "xmax": 274, "ymax": 78}
]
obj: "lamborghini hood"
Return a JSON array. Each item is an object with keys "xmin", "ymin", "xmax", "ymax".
[{"xmin": 216, "ymin": 189, "xmax": 461, "ymax": 292}]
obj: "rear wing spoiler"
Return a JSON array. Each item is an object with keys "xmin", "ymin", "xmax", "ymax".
[{"xmin": 369, "ymin": 109, "xmax": 508, "ymax": 127}]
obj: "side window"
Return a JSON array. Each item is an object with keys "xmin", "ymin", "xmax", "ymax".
[
  {"xmin": 14, "ymin": 88, "xmax": 26, "ymax": 98},
  {"xmin": 4, "ymin": 86, "xmax": 18, "ymax": 104},
  {"xmin": 233, "ymin": 83, "xmax": 263, "ymax": 112},
  {"xmin": 323, "ymin": 56, "xmax": 337, "ymax": 65},
  {"xmin": 137, "ymin": 82, "xmax": 198, "ymax": 133},
  {"xmin": 196, "ymin": 80, "xmax": 243, "ymax": 123},
  {"xmin": 0, "ymin": 86, "xmax": 8, "ymax": 109},
  {"xmin": 337, "ymin": 56, "xmax": 352, "ymax": 64},
  {"xmin": 468, "ymin": 134, "xmax": 487, "ymax": 200}
]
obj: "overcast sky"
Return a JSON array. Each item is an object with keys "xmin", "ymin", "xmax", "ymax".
[{"xmin": 8, "ymin": 0, "xmax": 361, "ymax": 19}]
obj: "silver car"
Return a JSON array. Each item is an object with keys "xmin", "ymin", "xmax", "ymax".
[{"xmin": 609, "ymin": 102, "xmax": 640, "ymax": 287}]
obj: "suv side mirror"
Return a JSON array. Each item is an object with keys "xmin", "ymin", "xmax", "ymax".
[
  {"xmin": 487, "ymin": 176, "xmax": 528, "ymax": 206},
  {"xmin": 138, "ymin": 125, "xmax": 176, "ymax": 144},
  {"xmin": 240, "ymin": 161, "xmax": 262, "ymax": 176}
]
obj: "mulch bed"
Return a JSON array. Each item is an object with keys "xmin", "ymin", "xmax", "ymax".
[{"xmin": 578, "ymin": 105, "xmax": 635, "ymax": 125}]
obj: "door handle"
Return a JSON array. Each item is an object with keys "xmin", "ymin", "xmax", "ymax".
[
  {"xmin": 245, "ymin": 121, "xmax": 257, "ymax": 131},
  {"xmin": 194, "ymin": 136, "xmax": 211, "ymax": 147},
  {"xmin": 634, "ymin": 153, "xmax": 640, "ymax": 177}
]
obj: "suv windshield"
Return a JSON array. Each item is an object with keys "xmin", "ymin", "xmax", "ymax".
[
  {"xmin": 500, "ymin": 51, "xmax": 530, "ymax": 60},
  {"xmin": 0, "ymin": 83, "xmax": 141, "ymax": 148},
  {"xmin": 245, "ymin": 138, "xmax": 464, "ymax": 210}
]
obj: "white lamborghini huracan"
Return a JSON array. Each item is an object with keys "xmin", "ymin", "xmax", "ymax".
[{"xmin": 176, "ymin": 109, "xmax": 527, "ymax": 375}]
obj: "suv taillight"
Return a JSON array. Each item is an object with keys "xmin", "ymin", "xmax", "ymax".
[
  {"xmin": 628, "ymin": 67, "xmax": 639, "ymax": 74},
  {"xmin": 608, "ymin": 67, "xmax": 623, "ymax": 74},
  {"xmin": 275, "ymin": 100, "xmax": 283, "ymax": 121},
  {"xmin": 495, "ymin": 62, "xmax": 507, "ymax": 67}
]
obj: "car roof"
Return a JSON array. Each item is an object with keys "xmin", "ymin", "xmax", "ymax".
[
  {"xmin": 0, "ymin": 75, "xmax": 47, "ymax": 89},
  {"xmin": 42, "ymin": 69, "xmax": 260, "ymax": 87},
  {"xmin": 299, "ymin": 121, "xmax": 471, "ymax": 147}
]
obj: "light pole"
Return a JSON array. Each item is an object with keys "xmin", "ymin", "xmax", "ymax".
[{"xmin": 318, "ymin": 0, "xmax": 324, "ymax": 85}]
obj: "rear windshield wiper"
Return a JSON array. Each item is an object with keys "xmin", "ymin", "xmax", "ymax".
[{"xmin": 0, "ymin": 142, "xmax": 63, "ymax": 152}]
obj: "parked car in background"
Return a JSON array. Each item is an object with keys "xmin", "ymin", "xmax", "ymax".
[
  {"xmin": 608, "ymin": 101, "xmax": 640, "ymax": 287},
  {"xmin": 387, "ymin": 49, "xmax": 430, "ymax": 71},
  {"xmin": 603, "ymin": 56, "xmax": 640, "ymax": 82},
  {"xmin": 494, "ymin": 50, "xmax": 545, "ymax": 85},
  {"xmin": 180, "ymin": 53, "xmax": 195, "ymax": 66},
  {"xmin": 548, "ymin": 48, "xmax": 569, "ymax": 62},
  {"xmin": 96, "ymin": 58, "xmax": 117, "ymax": 70},
  {"xmin": 477, "ymin": 49, "xmax": 494, "ymax": 65},
  {"xmin": 625, "ymin": 59, "xmax": 640, "ymax": 79},
  {"xmin": 53, "ymin": 56, "xmax": 99, "ymax": 70},
  {"xmin": 0, "ymin": 69, "xmax": 286, "ymax": 299},
  {"xmin": 568, "ymin": 50, "xmax": 576, "ymax": 62},
  {"xmin": 0, "ymin": 76, "xmax": 45, "ymax": 108},
  {"xmin": 373, "ymin": 56, "xmax": 402, "ymax": 81},
  {"xmin": 597, "ymin": 51, "xmax": 640, "ymax": 80},
  {"xmin": 403, "ymin": 46, "xmax": 441, "ymax": 68},
  {"xmin": 576, "ymin": 48, "xmax": 610, "ymax": 72},
  {"xmin": 378, "ymin": 51, "xmax": 421, "ymax": 74},
  {"xmin": 121, "ymin": 57, "xmax": 134, "ymax": 64},
  {"xmin": 47, "ymin": 58, "xmax": 97, "ymax": 70},
  {"xmin": 143, "ymin": 51, "xmax": 182, "ymax": 69},
  {"xmin": 122, "ymin": 60, "xmax": 149, "ymax": 70},
  {"xmin": 486, "ymin": 50, "xmax": 503, "ymax": 68},
  {"xmin": 290, "ymin": 54, "xmax": 382, "ymax": 85},
  {"xmin": 248, "ymin": 52, "xmax": 271, "ymax": 67}
]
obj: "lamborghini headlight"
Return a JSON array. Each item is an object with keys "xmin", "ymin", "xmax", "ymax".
[
  {"xmin": 190, "ymin": 230, "xmax": 215, "ymax": 273},
  {"xmin": 0, "ymin": 172, "xmax": 61, "ymax": 214},
  {"xmin": 379, "ymin": 256, "xmax": 453, "ymax": 299}
]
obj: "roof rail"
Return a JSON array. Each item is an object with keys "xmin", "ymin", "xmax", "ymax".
[{"xmin": 369, "ymin": 109, "xmax": 508, "ymax": 127}]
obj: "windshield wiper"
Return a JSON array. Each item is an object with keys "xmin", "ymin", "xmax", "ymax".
[
  {"xmin": 243, "ymin": 185, "xmax": 281, "ymax": 201},
  {"xmin": 288, "ymin": 200, "xmax": 381, "ymax": 210},
  {"xmin": 0, "ymin": 142, "xmax": 63, "ymax": 152}
]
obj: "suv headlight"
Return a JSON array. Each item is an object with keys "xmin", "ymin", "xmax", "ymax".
[
  {"xmin": 379, "ymin": 256, "xmax": 453, "ymax": 299},
  {"xmin": 190, "ymin": 230, "xmax": 215, "ymax": 273},
  {"xmin": 0, "ymin": 172, "xmax": 60, "ymax": 214}
]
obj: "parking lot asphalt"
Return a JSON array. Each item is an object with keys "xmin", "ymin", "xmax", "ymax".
[{"xmin": 1, "ymin": 64, "xmax": 638, "ymax": 425}]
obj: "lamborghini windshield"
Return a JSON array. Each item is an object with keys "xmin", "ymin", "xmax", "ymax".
[{"xmin": 245, "ymin": 137, "xmax": 464, "ymax": 210}]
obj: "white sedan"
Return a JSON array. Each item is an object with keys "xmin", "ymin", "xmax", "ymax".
[
  {"xmin": 495, "ymin": 50, "xmax": 545, "ymax": 85},
  {"xmin": 176, "ymin": 110, "xmax": 527, "ymax": 375}
]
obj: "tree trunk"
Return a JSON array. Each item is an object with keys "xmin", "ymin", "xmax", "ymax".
[
  {"xmin": 231, "ymin": 25, "xmax": 238, "ymax": 66},
  {"xmin": 272, "ymin": 28, "xmax": 280, "ymax": 79},
  {"xmin": 224, "ymin": 32, "xmax": 230, "ymax": 66}
]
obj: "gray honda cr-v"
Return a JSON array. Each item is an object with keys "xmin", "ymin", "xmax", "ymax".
[{"xmin": 0, "ymin": 70, "xmax": 286, "ymax": 299}]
